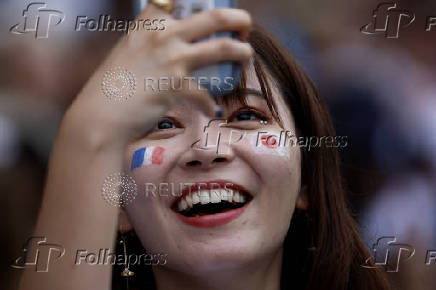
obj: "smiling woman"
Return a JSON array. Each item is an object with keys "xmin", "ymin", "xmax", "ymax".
[
  {"xmin": 18, "ymin": 4, "xmax": 390, "ymax": 290},
  {"xmin": 111, "ymin": 26, "xmax": 392, "ymax": 290}
]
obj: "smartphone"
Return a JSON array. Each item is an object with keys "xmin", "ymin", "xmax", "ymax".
[{"xmin": 134, "ymin": 0, "xmax": 241, "ymax": 98}]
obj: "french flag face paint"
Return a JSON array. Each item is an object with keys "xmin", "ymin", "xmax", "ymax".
[{"xmin": 131, "ymin": 146, "xmax": 165, "ymax": 171}]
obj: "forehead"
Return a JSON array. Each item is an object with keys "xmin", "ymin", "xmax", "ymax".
[{"xmin": 164, "ymin": 63, "xmax": 296, "ymax": 132}]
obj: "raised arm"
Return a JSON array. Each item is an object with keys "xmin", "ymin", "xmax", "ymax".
[{"xmin": 18, "ymin": 5, "xmax": 252, "ymax": 290}]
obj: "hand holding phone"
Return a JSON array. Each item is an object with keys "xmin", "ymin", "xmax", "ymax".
[{"xmin": 172, "ymin": 0, "xmax": 241, "ymax": 98}]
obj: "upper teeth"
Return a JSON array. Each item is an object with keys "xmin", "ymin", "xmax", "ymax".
[{"xmin": 177, "ymin": 189, "xmax": 246, "ymax": 212}]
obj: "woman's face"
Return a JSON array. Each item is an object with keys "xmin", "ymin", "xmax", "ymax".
[{"xmin": 123, "ymin": 65, "xmax": 305, "ymax": 273}]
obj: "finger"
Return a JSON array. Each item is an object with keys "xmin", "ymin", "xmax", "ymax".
[
  {"xmin": 137, "ymin": 1, "xmax": 173, "ymax": 19},
  {"xmin": 128, "ymin": 2, "xmax": 176, "ymax": 35},
  {"xmin": 185, "ymin": 38, "xmax": 253, "ymax": 71},
  {"xmin": 171, "ymin": 9, "xmax": 252, "ymax": 41}
]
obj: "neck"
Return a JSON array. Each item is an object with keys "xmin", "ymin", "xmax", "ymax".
[{"xmin": 153, "ymin": 248, "xmax": 283, "ymax": 290}]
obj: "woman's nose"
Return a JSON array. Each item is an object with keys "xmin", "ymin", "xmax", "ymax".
[
  {"xmin": 178, "ymin": 143, "xmax": 235, "ymax": 170},
  {"xmin": 178, "ymin": 120, "xmax": 236, "ymax": 170}
]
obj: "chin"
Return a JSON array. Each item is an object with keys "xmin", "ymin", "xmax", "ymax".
[{"xmin": 161, "ymin": 231, "xmax": 279, "ymax": 273}]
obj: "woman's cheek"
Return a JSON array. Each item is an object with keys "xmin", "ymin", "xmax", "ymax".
[
  {"xmin": 248, "ymin": 132, "xmax": 291, "ymax": 159},
  {"xmin": 125, "ymin": 142, "xmax": 180, "ymax": 193},
  {"xmin": 232, "ymin": 130, "xmax": 300, "ymax": 228},
  {"xmin": 231, "ymin": 130, "xmax": 300, "ymax": 181},
  {"xmin": 129, "ymin": 146, "xmax": 166, "ymax": 171},
  {"xmin": 233, "ymin": 130, "xmax": 292, "ymax": 159},
  {"xmin": 123, "ymin": 142, "xmax": 179, "ymax": 220}
]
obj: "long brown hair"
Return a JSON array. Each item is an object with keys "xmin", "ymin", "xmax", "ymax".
[
  {"xmin": 113, "ymin": 25, "xmax": 391, "ymax": 290},
  {"xmin": 245, "ymin": 25, "xmax": 391, "ymax": 290}
]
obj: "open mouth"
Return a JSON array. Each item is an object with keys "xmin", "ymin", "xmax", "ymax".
[
  {"xmin": 171, "ymin": 182, "xmax": 253, "ymax": 218},
  {"xmin": 174, "ymin": 189, "xmax": 252, "ymax": 217}
]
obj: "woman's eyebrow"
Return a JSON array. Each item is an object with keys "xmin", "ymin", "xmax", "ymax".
[
  {"xmin": 238, "ymin": 88, "xmax": 264, "ymax": 97},
  {"xmin": 221, "ymin": 87, "xmax": 266, "ymax": 107}
]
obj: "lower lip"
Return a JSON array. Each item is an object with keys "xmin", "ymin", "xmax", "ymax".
[{"xmin": 174, "ymin": 203, "xmax": 249, "ymax": 228}]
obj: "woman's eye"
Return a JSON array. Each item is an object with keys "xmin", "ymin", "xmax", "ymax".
[
  {"xmin": 157, "ymin": 118, "xmax": 177, "ymax": 130},
  {"xmin": 229, "ymin": 109, "xmax": 268, "ymax": 123},
  {"xmin": 147, "ymin": 117, "xmax": 183, "ymax": 139}
]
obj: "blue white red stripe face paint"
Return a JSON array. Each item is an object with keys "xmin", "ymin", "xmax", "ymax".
[{"xmin": 131, "ymin": 146, "xmax": 165, "ymax": 171}]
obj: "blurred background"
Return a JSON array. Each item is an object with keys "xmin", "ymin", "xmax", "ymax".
[{"xmin": 1, "ymin": 0, "xmax": 435, "ymax": 289}]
